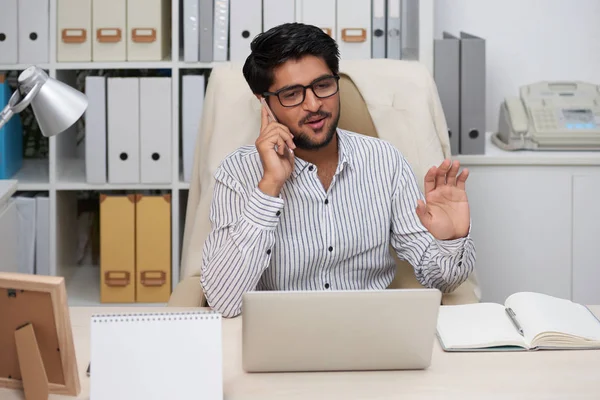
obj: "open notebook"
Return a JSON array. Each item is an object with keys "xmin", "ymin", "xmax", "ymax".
[{"xmin": 437, "ymin": 292, "xmax": 600, "ymax": 351}]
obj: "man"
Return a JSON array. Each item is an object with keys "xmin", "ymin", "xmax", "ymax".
[{"xmin": 200, "ymin": 23, "xmax": 476, "ymax": 318}]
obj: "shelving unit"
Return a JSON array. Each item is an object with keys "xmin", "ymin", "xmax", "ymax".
[{"xmin": 1, "ymin": 0, "xmax": 435, "ymax": 306}]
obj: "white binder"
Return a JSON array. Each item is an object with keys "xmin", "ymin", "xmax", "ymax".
[
  {"xmin": 35, "ymin": 194, "xmax": 50, "ymax": 276},
  {"xmin": 181, "ymin": 74, "xmax": 205, "ymax": 182},
  {"xmin": 296, "ymin": 0, "xmax": 336, "ymax": 40},
  {"xmin": 263, "ymin": 0, "xmax": 295, "ymax": 31},
  {"xmin": 337, "ymin": 0, "xmax": 371, "ymax": 60},
  {"xmin": 90, "ymin": 311, "xmax": 223, "ymax": 400},
  {"xmin": 85, "ymin": 76, "xmax": 107, "ymax": 184},
  {"xmin": 371, "ymin": 0, "xmax": 386, "ymax": 58},
  {"xmin": 198, "ymin": 0, "xmax": 214, "ymax": 62},
  {"xmin": 0, "ymin": 0, "xmax": 18, "ymax": 64},
  {"xmin": 127, "ymin": 0, "xmax": 170, "ymax": 61},
  {"xmin": 15, "ymin": 195, "xmax": 36, "ymax": 275},
  {"xmin": 229, "ymin": 0, "xmax": 262, "ymax": 62},
  {"xmin": 107, "ymin": 78, "xmax": 140, "ymax": 184},
  {"xmin": 213, "ymin": 0, "xmax": 229, "ymax": 61},
  {"xmin": 139, "ymin": 77, "xmax": 172, "ymax": 184},
  {"xmin": 386, "ymin": 0, "xmax": 402, "ymax": 59},
  {"xmin": 56, "ymin": 0, "xmax": 92, "ymax": 62},
  {"xmin": 92, "ymin": 0, "xmax": 127, "ymax": 61},
  {"xmin": 18, "ymin": 0, "xmax": 49, "ymax": 64},
  {"xmin": 183, "ymin": 0, "xmax": 199, "ymax": 62}
]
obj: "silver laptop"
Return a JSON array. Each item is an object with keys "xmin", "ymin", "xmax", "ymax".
[{"xmin": 241, "ymin": 288, "xmax": 442, "ymax": 372}]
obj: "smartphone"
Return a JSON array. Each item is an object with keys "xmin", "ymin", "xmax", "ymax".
[{"xmin": 260, "ymin": 97, "xmax": 278, "ymax": 123}]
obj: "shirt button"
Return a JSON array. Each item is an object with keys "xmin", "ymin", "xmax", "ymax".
[
  {"xmin": 276, "ymin": 211, "xmax": 281, "ymax": 216},
  {"xmin": 324, "ymin": 199, "xmax": 329, "ymax": 205},
  {"xmin": 324, "ymin": 283, "xmax": 330, "ymax": 289},
  {"xmin": 308, "ymin": 166, "xmax": 314, "ymax": 171},
  {"xmin": 266, "ymin": 249, "xmax": 271, "ymax": 255},
  {"xmin": 458, "ymin": 261, "xmax": 462, "ymax": 267},
  {"xmin": 328, "ymin": 246, "xmax": 333, "ymax": 252}
]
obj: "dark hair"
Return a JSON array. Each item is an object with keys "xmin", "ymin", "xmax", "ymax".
[{"xmin": 242, "ymin": 23, "xmax": 340, "ymax": 95}]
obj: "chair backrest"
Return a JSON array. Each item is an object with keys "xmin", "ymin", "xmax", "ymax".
[{"xmin": 179, "ymin": 59, "xmax": 463, "ymax": 299}]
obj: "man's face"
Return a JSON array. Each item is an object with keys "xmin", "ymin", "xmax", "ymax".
[{"xmin": 265, "ymin": 55, "xmax": 340, "ymax": 150}]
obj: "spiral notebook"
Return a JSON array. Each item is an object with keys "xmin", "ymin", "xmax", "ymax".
[{"xmin": 90, "ymin": 310, "xmax": 223, "ymax": 400}]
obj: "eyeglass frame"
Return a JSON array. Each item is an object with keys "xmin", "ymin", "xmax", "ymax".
[{"xmin": 262, "ymin": 74, "xmax": 341, "ymax": 108}]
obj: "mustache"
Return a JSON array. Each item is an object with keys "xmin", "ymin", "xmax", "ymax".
[{"xmin": 300, "ymin": 111, "xmax": 331, "ymax": 125}]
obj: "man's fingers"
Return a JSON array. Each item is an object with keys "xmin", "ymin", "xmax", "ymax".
[
  {"xmin": 446, "ymin": 160, "xmax": 460, "ymax": 186},
  {"xmin": 260, "ymin": 103, "xmax": 269, "ymax": 130},
  {"xmin": 436, "ymin": 159, "xmax": 451, "ymax": 187},
  {"xmin": 424, "ymin": 166, "xmax": 437, "ymax": 194},
  {"xmin": 457, "ymin": 168, "xmax": 469, "ymax": 190},
  {"xmin": 415, "ymin": 199, "xmax": 431, "ymax": 227},
  {"xmin": 262, "ymin": 125, "xmax": 296, "ymax": 150}
]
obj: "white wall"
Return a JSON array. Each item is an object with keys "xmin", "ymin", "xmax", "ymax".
[{"xmin": 435, "ymin": 0, "xmax": 600, "ymax": 132}]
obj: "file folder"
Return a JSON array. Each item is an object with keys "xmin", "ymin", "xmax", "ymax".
[
  {"xmin": 434, "ymin": 32, "xmax": 460, "ymax": 155},
  {"xmin": 107, "ymin": 77, "xmax": 140, "ymax": 183},
  {"xmin": 0, "ymin": 78, "xmax": 23, "ymax": 180},
  {"xmin": 85, "ymin": 76, "xmax": 107, "ymax": 184},
  {"xmin": 0, "ymin": 198, "xmax": 18, "ymax": 273},
  {"xmin": 92, "ymin": 0, "xmax": 127, "ymax": 61},
  {"xmin": 35, "ymin": 194, "xmax": 50, "ymax": 276},
  {"xmin": 296, "ymin": 0, "xmax": 336, "ymax": 40},
  {"xmin": 100, "ymin": 194, "xmax": 136, "ymax": 303},
  {"xmin": 14, "ymin": 194, "xmax": 37, "ymax": 275},
  {"xmin": 135, "ymin": 194, "xmax": 171, "ymax": 303},
  {"xmin": 229, "ymin": 0, "xmax": 262, "ymax": 62},
  {"xmin": 18, "ymin": 0, "xmax": 49, "ymax": 64},
  {"xmin": 0, "ymin": 0, "xmax": 18, "ymax": 64},
  {"xmin": 337, "ymin": 0, "xmax": 371, "ymax": 60},
  {"xmin": 139, "ymin": 77, "xmax": 172, "ymax": 184},
  {"xmin": 213, "ymin": 0, "xmax": 229, "ymax": 62},
  {"xmin": 459, "ymin": 32, "xmax": 486, "ymax": 155},
  {"xmin": 386, "ymin": 0, "xmax": 401, "ymax": 59},
  {"xmin": 263, "ymin": 0, "xmax": 295, "ymax": 31},
  {"xmin": 371, "ymin": 0, "xmax": 386, "ymax": 58},
  {"xmin": 182, "ymin": 0, "xmax": 199, "ymax": 62},
  {"xmin": 198, "ymin": 0, "xmax": 214, "ymax": 62},
  {"xmin": 181, "ymin": 74, "xmax": 205, "ymax": 182},
  {"xmin": 57, "ymin": 0, "xmax": 92, "ymax": 62},
  {"xmin": 127, "ymin": 0, "xmax": 171, "ymax": 61}
]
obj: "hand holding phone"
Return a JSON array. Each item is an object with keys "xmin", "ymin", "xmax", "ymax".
[{"xmin": 256, "ymin": 98, "xmax": 296, "ymax": 197}]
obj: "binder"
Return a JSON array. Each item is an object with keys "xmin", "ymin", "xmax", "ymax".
[
  {"xmin": 139, "ymin": 77, "xmax": 172, "ymax": 184},
  {"xmin": 434, "ymin": 32, "xmax": 460, "ymax": 155},
  {"xmin": 459, "ymin": 32, "xmax": 486, "ymax": 155},
  {"xmin": 100, "ymin": 194, "xmax": 136, "ymax": 303},
  {"xmin": 0, "ymin": 78, "xmax": 23, "ymax": 180},
  {"xmin": 18, "ymin": 0, "xmax": 49, "ymax": 64},
  {"xmin": 181, "ymin": 74, "xmax": 205, "ymax": 182},
  {"xmin": 135, "ymin": 194, "xmax": 171, "ymax": 303},
  {"xmin": 107, "ymin": 77, "xmax": 140, "ymax": 184},
  {"xmin": 296, "ymin": 0, "xmax": 336, "ymax": 40},
  {"xmin": 183, "ymin": 0, "xmax": 199, "ymax": 62},
  {"xmin": 0, "ymin": 0, "xmax": 18, "ymax": 64},
  {"xmin": 213, "ymin": 0, "xmax": 229, "ymax": 61},
  {"xmin": 14, "ymin": 195, "xmax": 37, "ymax": 275},
  {"xmin": 0, "ymin": 198, "xmax": 18, "ymax": 273},
  {"xmin": 371, "ymin": 0, "xmax": 386, "ymax": 58},
  {"xmin": 92, "ymin": 0, "xmax": 127, "ymax": 61},
  {"xmin": 84, "ymin": 76, "xmax": 107, "ymax": 184},
  {"xmin": 56, "ymin": 0, "xmax": 92, "ymax": 62},
  {"xmin": 127, "ymin": 0, "xmax": 171, "ymax": 61},
  {"xmin": 263, "ymin": 0, "xmax": 295, "ymax": 32},
  {"xmin": 229, "ymin": 0, "xmax": 262, "ymax": 62},
  {"xmin": 35, "ymin": 194, "xmax": 50, "ymax": 276},
  {"xmin": 90, "ymin": 310, "xmax": 223, "ymax": 399},
  {"xmin": 386, "ymin": 0, "xmax": 401, "ymax": 60},
  {"xmin": 198, "ymin": 0, "xmax": 214, "ymax": 62},
  {"xmin": 337, "ymin": 0, "xmax": 371, "ymax": 60}
]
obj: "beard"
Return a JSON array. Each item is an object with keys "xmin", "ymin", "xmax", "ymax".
[{"xmin": 291, "ymin": 107, "xmax": 341, "ymax": 151}]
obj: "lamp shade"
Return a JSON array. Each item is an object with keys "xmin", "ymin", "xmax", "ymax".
[{"xmin": 17, "ymin": 67, "xmax": 88, "ymax": 137}]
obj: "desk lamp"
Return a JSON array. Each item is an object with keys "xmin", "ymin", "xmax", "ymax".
[{"xmin": 0, "ymin": 66, "xmax": 87, "ymax": 136}]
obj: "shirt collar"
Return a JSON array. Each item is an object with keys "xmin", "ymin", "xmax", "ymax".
[{"xmin": 291, "ymin": 129, "xmax": 355, "ymax": 179}]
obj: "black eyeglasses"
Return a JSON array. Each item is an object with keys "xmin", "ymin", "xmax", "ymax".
[{"xmin": 263, "ymin": 75, "xmax": 340, "ymax": 107}]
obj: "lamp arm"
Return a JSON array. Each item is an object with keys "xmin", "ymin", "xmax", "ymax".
[
  {"xmin": 0, "ymin": 81, "xmax": 43, "ymax": 130},
  {"xmin": 0, "ymin": 104, "xmax": 15, "ymax": 131}
]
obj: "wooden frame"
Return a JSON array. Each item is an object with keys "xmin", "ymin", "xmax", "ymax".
[{"xmin": 0, "ymin": 272, "xmax": 81, "ymax": 397}]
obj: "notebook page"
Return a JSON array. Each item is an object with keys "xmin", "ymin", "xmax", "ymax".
[
  {"xmin": 437, "ymin": 303, "xmax": 527, "ymax": 349},
  {"xmin": 506, "ymin": 292, "xmax": 600, "ymax": 345},
  {"xmin": 90, "ymin": 311, "xmax": 223, "ymax": 400}
]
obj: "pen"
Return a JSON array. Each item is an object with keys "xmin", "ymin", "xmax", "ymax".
[{"xmin": 505, "ymin": 307, "xmax": 524, "ymax": 336}]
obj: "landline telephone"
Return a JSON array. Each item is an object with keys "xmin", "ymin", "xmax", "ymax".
[{"xmin": 493, "ymin": 81, "xmax": 600, "ymax": 150}]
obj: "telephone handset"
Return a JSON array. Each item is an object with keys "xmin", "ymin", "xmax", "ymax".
[{"xmin": 493, "ymin": 81, "xmax": 600, "ymax": 151}]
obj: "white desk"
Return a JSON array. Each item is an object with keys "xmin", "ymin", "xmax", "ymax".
[
  {"xmin": 0, "ymin": 179, "xmax": 18, "ymax": 273},
  {"xmin": 2, "ymin": 305, "xmax": 600, "ymax": 400}
]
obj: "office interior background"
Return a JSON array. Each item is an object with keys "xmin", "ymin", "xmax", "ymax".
[{"xmin": 1, "ymin": 0, "xmax": 599, "ymax": 307}]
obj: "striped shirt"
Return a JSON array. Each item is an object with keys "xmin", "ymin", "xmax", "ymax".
[{"xmin": 200, "ymin": 129, "xmax": 476, "ymax": 317}]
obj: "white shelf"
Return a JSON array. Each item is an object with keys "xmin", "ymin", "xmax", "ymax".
[{"xmin": 2, "ymin": 0, "xmax": 435, "ymax": 306}]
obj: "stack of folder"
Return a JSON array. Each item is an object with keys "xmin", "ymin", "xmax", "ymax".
[
  {"xmin": 57, "ymin": 0, "xmax": 171, "ymax": 62},
  {"xmin": 182, "ymin": 0, "xmax": 410, "ymax": 63},
  {"xmin": 84, "ymin": 74, "xmax": 173, "ymax": 184},
  {"xmin": 11, "ymin": 191, "xmax": 50, "ymax": 276},
  {"xmin": 0, "ymin": 0, "xmax": 50, "ymax": 64},
  {"xmin": 0, "ymin": 74, "xmax": 23, "ymax": 180},
  {"xmin": 99, "ymin": 192, "xmax": 172, "ymax": 303},
  {"xmin": 434, "ymin": 31, "xmax": 487, "ymax": 155}
]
